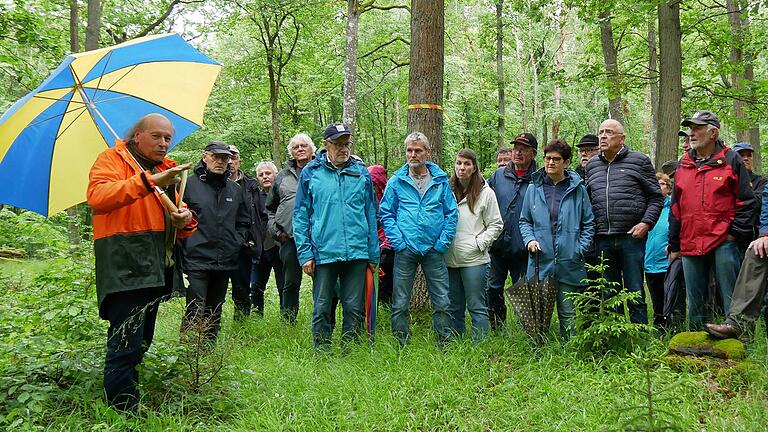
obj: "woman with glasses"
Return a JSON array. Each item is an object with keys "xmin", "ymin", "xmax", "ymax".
[
  {"xmin": 519, "ymin": 140, "xmax": 594, "ymax": 341},
  {"xmin": 644, "ymin": 172, "xmax": 673, "ymax": 327}
]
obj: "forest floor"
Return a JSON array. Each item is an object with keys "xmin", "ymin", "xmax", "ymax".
[{"xmin": 1, "ymin": 258, "xmax": 767, "ymax": 431}]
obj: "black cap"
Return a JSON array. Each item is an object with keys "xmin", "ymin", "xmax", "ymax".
[
  {"xmin": 681, "ymin": 111, "xmax": 720, "ymax": 129},
  {"xmin": 323, "ymin": 123, "xmax": 352, "ymax": 141},
  {"xmin": 661, "ymin": 160, "xmax": 679, "ymax": 177},
  {"xmin": 576, "ymin": 134, "xmax": 599, "ymax": 148},
  {"xmin": 677, "ymin": 130, "xmax": 688, "ymax": 138},
  {"xmin": 511, "ymin": 132, "xmax": 538, "ymax": 149},
  {"xmin": 204, "ymin": 141, "xmax": 232, "ymax": 155}
]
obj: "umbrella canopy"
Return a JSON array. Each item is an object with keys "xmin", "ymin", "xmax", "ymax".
[
  {"xmin": 0, "ymin": 33, "xmax": 221, "ymax": 216},
  {"xmin": 506, "ymin": 255, "xmax": 559, "ymax": 346},
  {"xmin": 364, "ymin": 266, "xmax": 379, "ymax": 343}
]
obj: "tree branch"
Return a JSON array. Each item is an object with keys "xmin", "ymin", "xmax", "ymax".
[{"xmin": 359, "ymin": 36, "xmax": 409, "ymax": 60}]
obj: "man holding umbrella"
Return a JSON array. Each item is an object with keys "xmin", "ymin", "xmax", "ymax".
[{"xmin": 87, "ymin": 113, "xmax": 197, "ymax": 410}]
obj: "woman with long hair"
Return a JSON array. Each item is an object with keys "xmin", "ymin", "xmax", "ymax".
[{"xmin": 444, "ymin": 149, "xmax": 503, "ymax": 341}]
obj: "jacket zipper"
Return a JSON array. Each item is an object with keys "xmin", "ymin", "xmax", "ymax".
[{"xmin": 605, "ymin": 162, "xmax": 612, "ymax": 234}]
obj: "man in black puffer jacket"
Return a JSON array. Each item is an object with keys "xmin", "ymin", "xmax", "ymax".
[
  {"xmin": 585, "ymin": 119, "xmax": 664, "ymax": 324},
  {"xmin": 181, "ymin": 141, "xmax": 250, "ymax": 344}
]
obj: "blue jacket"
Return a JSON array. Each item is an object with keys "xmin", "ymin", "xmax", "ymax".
[
  {"xmin": 293, "ymin": 149, "xmax": 379, "ymax": 266},
  {"xmin": 380, "ymin": 162, "xmax": 458, "ymax": 255},
  {"xmin": 519, "ymin": 169, "xmax": 595, "ymax": 286},
  {"xmin": 645, "ymin": 196, "xmax": 670, "ymax": 273},
  {"xmin": 487, "ymin": 162, "xmax": 537, "ymax": 259}
]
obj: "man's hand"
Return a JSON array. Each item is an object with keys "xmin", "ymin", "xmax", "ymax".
[
  {"xmin": 527, "ymin": 240, "xmax": 541, "ymax": 253},
  {"xmin": 725, "ymin": 234, "xmax": 737, "ymax": 242},
  {"xmin": 151, "ymin": 163, "xmax": 192, "ymax": 188},
  {"xmin": 277, "ymin": 232, "xmax": 290, "ymax": 242},
  {"xmin": 668, "ymin": 251, "xmax": 681, "ymax": 262},
  {"xmin": 627, "ymin": 222, "xmax": 650, "ymax": 239},
  {"xmin": 368, "ymin": 263, "xmax": 377, "ymax": 273},
  {"xmin": 170, "ymin": 208, "xmax": 192, "ymax": 229},
  {"xmin": 748, "ymin": 236, "xmax": 768, "ymax": 258},
  {"xmin": 302, "ymin": 259, "xmax": 316, "ymax": 276}
]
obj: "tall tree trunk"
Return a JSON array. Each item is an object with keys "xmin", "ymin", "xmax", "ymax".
[
  {"xmin": 383, "ymin": 93, "xmax": 389, "ymax": 169},
  {"xmin": 598, "ymin": 11, "xmax": 624, "ymax": 124},
  {"xmin": 70, "ymin": 0, "xmax": 79, "ymax": 53},
  {"xmin": 85, "ymin": 0, "xmax": 100, "ymax": 51},
  {"xmin": 531, "ymin": 53, "xmax": 539, "ymax": 136},
  {"xmin": 343, "ymin": 0, "xmax": 361, "ymax": 133},
  {"xmin": 268, "ymin": 61, "xmax": 283, "ymax": 165},
  {"xmin": 407, "ymin": 0, "xmax": 444, "ymax": 311},
  {"xmin": 407, "ymin": 0, "xmax": 445, "ymax": 164},
  {"xmin": 552, "ymin": 1, "xmax": 565, "ymax": 139},
  {"xmin": 495, "ymin": 0, "xmax": 505, "ymax": 148},
  {"xmin": 514, "ymin": 32, "xmax": 527, "ymax": 131},
  {"xmin": 656, "ymin": 0, "xmax": 682, "ymax": 165},
  {"xmin": 648, "ymin": 19, "xmax": 659, "ymax": 163}
]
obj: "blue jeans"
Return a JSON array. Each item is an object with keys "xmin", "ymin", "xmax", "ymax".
[
  {"xmin": 682, "ymin": 240, "xmax": 741, "ymax": 330},
  {"xmin": 595, "ymin": 234, "xmax": 648, "ymax": 324},
  {"xmin": 311, "ymin": 260, "xmax": 366, "ymax": 348},
  {"xmin": 392, "ymin": 249, "xmax": 452, "ymax": 345},
  {"xmin": 448, "ymin": 264, "xmax": 490, "ymax": 341}
]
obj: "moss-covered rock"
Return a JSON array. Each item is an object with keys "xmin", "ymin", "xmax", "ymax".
[{"xmin": 668, "ymin": 331, "xmax": 746, "ymax": 360}]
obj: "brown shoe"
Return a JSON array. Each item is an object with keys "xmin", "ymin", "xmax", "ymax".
[{"xmin": 704, "ymin": 323, "xmax": 740, "ymax": 340}]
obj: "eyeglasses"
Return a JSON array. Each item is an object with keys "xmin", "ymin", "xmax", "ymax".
[
  {"xmin": 207, "ymin": 153, "xmax": 231, "ymax": 162},
  {"xmin": 598, "ymin": 129, "xmax": 623, "ymax": 137},
  {"xmin": 328, "ymin": 140, "xmax": 354, "ymax": 148},
  {"xmin": 544, "ymin": 156, "xmax": 563, "ymax": 163}
]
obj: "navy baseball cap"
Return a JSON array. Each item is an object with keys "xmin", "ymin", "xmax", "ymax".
[
  {"xmin": 681, "ymin": 111, "xmax": 720, "ymax": 129},
  {"xmin": 323, "ymin": 123, "xmax": 352, "ymax": 141},
  {"xmin": 204, "ymin": 141, "xmax": 232, "ymax": 155},
  {"xmin": 511, "ymin": 132, "xmax": 538, "ymax": 149},
  {"xmin": 732, "ymin": 142, "xmax": 754, "ymax": 153}
]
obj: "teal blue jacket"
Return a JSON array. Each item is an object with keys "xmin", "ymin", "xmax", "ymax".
[
  {"xmin": 519, "ymin": 169, "xmax": 595, "ymax": 286},
  {"xmin": 379, "ymin": 162, "xmax": 458, "ymax": 255},
  {"xmin": 644, "ymin": 196, "xmax": 671, "ymax": 273},
  {"xmin": 293, "ymin": 149, "xmax": 379, "ymax": 266}
]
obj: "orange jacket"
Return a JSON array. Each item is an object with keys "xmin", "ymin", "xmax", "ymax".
[{"xmin": 87, "ymin": 140, "xmax": 196, "ymax": 317}]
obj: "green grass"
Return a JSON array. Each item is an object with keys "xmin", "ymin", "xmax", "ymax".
[{"xmin": 2, "ymin": 259, "xmax": 768, "ymax": 431}]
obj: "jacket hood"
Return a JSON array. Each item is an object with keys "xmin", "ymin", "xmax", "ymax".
[
  {"xmin": 501, "ymin": 161, "xmax": 537, "ymax": 179},
  {"xmin": 310, "ymin": 148, "xmax": 361, "ymax": 172},
  {"xmin": 531, "ymin": 168, "xmax": 583, "ymax": 193},
  {"xmin": 194, "ymin": 159, "xmax": 232, "ymax": 184},
  {"xmin": 681, "ymin": 140, "xmax": 726, "ymax": 168},
  {"xmin": 368, "ymin": 165, "xmax": 388, "ymax": 190}
]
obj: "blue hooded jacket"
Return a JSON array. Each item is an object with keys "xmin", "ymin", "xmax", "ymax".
[
  {"xmin": 293, "ymin": 149, "xmax": 379, "ymax": 266},
  {"xmin": 644, "ymin": 196, "xmax": 670, "ymax": 273},
  {"xmin": 380, "ymin": 162, "xmax": 458, "ymax": 255},
  {"xmin": 519, "ymin": 169, "xmax": 595, "ymax": 286}
]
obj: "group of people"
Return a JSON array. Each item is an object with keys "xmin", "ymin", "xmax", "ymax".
[{"xmin": 87, "ymin": 110, "xmax": 768, "ymax": 410}]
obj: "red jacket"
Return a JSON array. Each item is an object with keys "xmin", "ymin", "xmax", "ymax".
[{"xmin": 669, "ymin": 142, "xmax": 756, "ymax": 256}]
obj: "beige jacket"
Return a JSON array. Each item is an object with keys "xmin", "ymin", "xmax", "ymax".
[{"xmin": 444, "ymin": 184, "xmax": 503, "ymax": 267}]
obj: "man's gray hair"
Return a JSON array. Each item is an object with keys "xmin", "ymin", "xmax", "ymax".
[
  {"xmin": 404, "ymin": 132, "xmax": 431, "ymax": 151},
  {"xmin": 287, "ymin": 133, "xmax": 316, "ymax": 156},
  {"xmin": 255, "ymin": 161, "xmax": 278, "ymax": 174},
  {"xmin": 123, "ymin": 113, "xmax": 174, "ymax": 141}
]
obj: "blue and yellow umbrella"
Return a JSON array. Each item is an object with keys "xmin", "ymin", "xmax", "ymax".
[{"xmin": 0, "ymin": 33, "xmax": 221, "ymax": 216}]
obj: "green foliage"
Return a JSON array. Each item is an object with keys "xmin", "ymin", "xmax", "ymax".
[
  {"xmin": 568, "ymin": 256, "xmax": 654, "ymax": 356},
  {"xmin": 0, "ymin": 208, "xmax": 69, "ymax": 258}
]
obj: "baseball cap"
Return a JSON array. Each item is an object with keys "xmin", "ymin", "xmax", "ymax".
[
  {"xmin": 511, "ymin": 132, "xmax": 538, "ymax": 149},
  {"xmin": 323, "ymin": 123, "xmax": 352, "ymax": 141},
  {"xmin": 681, "ymin": 111, "xmax": 720, "ymax": 129}
]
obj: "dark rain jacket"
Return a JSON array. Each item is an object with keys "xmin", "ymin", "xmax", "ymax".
[
  {"xmin": 87, "ymin": 140, "xmax": 197, "ymax": 319},
  {"xmin": 585, "ymin": 145, "xmax": 664, "ymax": 236},
  {"xmin": 234, "ymin": 171, "xmax": 267, "ymax": 259},
  {"xmin": 519, "ymin": 169, "xmax": 595, "ymax": 286},
  {"xmin": 487, "ymin": 162, "xmax": 537, "ymax": 259},
  {"xmin": 668, "ymin": 142, "xmax": 756, "ymax": 255},
  {"xmin": 266, "ymin": 158, "xmax": 303, "ymax": 240},
  {"xmin": 749, "ymin": 171, "xmax": 767, "ymax": 241},
  {"xmin": 182, "ymin": 161, "xmax": 250, "ymax": 271}
]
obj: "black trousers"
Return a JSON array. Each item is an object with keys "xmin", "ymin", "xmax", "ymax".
[
  {"xmin": 251, "ymin": 246, "xmax": 285, "ymax": 316},
  {"xmin": 103, "ymin": 286, "xmax": 163, "ymax": 410},
  {"xmin": 182, "ymin": 270, "xmax": 229, "ymax": 344},
  {"xmin": 487, "ymin": 253, "xmax": 527, "ymax": 330},
  {"xmin": 230, "ymin": 248, "xmax": 254, "ymax": 319},
  {"xmin": 279, "ymin": 238, "xmax": 303, "ymax": 323},
  {"xmin": 645, "ymin": 272, "xmax": 667, "ymax": 326},
  {"xmin": 378, "ymin": 247, "xmax": 394, "ymax": 307}
]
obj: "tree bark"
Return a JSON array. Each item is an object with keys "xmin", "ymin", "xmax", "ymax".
[
  {"xmin": 342, "ymin": 0, "xmax": 361, "ymax": 134},
  {"xmin": 407, "ymin": 0, "xmax": 445, "ymax": 164},
  {"xmin": 85, "ymin": 0, "xmax": 100, "ymax": 51},
  {"xmin": 514, "ymin": 33, "xmax": 527, "ymax": 131},
  {"xmin": 407, "ymin": 0, "xmax": 444, "ymax": 310},
  {"xmin": 495, "ymin": 0, "xmax": 505, "ymax": 148},
  {"xmin": 656, "ymin": 0, "xmax": 682, "ymax": 166},
  {"xmin": 70, "ymin": 0, "xmax": 79, "ymax": 53},
  {"xmin": 648, "ymin": 19, "xmax": 658, "ymax": 163},
  {"xmin": 552, "ymin": 1, "xmax": 565, "ymax": 140},
  {"xmin": 598, "ymin": 11, "xmax": 624, "ymax": 124}
]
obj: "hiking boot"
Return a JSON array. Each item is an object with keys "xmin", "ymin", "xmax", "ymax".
[{"xmin": 704, "ymin": 323, "xmax": 740, "ymax": 340}]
